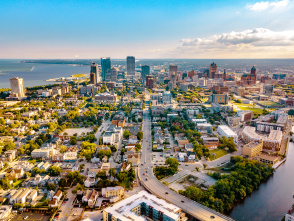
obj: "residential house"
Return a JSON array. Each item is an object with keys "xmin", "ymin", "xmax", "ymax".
[
  {"xmin": 53, "ymin": 190, "xmax": 63, "ymax": 202},
  {"xmin": 184, "ymin": 143, "xmax": 194, "ymax": 152},
  {"xmin": 49, "ymin": 198, "xmax": 58, "ymax": 207},
  {"xmin": 84, "ymin": 177, "xmax": 96, "ymax": 188},
  {"xmin": 102, "ymin": 186, "xmax": 124, "ymax": 202},
  {"xmin": 88, "ymin": 190, "xmax": 98, "ymax": 208}
]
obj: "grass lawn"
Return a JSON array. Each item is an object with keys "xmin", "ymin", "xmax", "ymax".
[
  {"xmin": 71, "ymin": 73, "xmax": 88, "ymax": 78},
  {"xmin": 209, "ymin": 149, "xmax": 228, "ymax": 161},
  {"xmin": 13, "ymin": 179, "xmax": 24, "ymax": 187},
  {"xmin": 231, "ymin": 101, "xmax": 263, "ymax": 115}
]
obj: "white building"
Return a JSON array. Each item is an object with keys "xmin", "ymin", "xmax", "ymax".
[
  {"xmin": 0, "ymin": 205, "xmax": 12, "ymax": 220},
  {"xmin": 10, "ymin": 77, "xmax": 25, "ymax": 98},
  {"xmin": 103, "ymin": 190, "xmax": 187, "ymax": 221},
  {"xmin": 217, "ymin": 125, "xmax": 238, "ymax": 142}
]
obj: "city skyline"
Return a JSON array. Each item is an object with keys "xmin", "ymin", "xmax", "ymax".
[{"xmin": 1, "ymin": 0, "xmax": 294, "ymax": 59}]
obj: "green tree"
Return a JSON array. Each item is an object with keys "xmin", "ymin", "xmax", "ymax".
[
  {"xmin": 70, "ymin": 136, "xmax": 77, "ymax": 145},
  {"xmin": 47, "ymin": 183, "xmax": 56, "ymax": 191},
  {"xmin": 59, "ymin": 145, "xmax": 67, "ymax": 153},
  {"xmin": 165, "ymin": 158, "xmax": 179, "ymax": 171},
  {"xmin": 137, "ymin": 131, "xmax": 143, "ymax": 141},
  {"xmin": 135, "ymin": 143, "xmax": 141, "ymax": 152},
  {"xmin": 4, "ymin": 141, "xmax": 15, "ymax": 151},
  {"xmin": 123, "ymin": 130, "xmax": 131, "ymax": 139},
  {"xmin": 48, "ymin": 166, "xmax": 61, "ymax": 176},
  {"xmin": 109, "ymin": 168, "xmax": 116, "ymax": 177}
]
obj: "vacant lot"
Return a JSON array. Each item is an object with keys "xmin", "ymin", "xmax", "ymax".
[
  {"xmin": 60, "ymin": 128, "xmax": 92, "ymax": 136},
  {"xmin": 209, "ymin": 149, "xmax": 228, "ymax": 161}
]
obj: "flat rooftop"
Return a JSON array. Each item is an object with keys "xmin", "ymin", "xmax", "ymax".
[
  {"xmin": 104, "ymin": 190, "xmax": 181, "ymax": 221},
  {"xmin": 218, "ymin": 125, "xmax": 237, "ymax": 136}
]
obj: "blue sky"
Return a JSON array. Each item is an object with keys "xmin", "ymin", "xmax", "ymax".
[{"xmin": 0, "ymin": 0, "xmax": 294, "ymax": 58}]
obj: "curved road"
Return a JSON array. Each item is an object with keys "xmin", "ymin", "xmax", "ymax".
[{"xmin": 138, "ymin": 110, "xmax": 234, "ymax": 221}]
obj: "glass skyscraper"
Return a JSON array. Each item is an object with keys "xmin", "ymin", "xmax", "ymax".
[
  {"xmin": 141, "ymin": 65, "xmax": 150, "ymax": 83},
  {"xmin": 101, "ymin": 57, "xmax": 111, "ymax": 81},
  {"xmin": 127, "ymin": 56, "xmax": 135, "ymax": 75}
]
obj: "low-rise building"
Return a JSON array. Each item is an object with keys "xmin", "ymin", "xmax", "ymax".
[
  {"xmin": 237, "ymin": 110, "xmax": 254, "ymax": 122},
  {"xmin": 257, "ymin": 153, "xmax": 279, "ymax": 165},
  {"xmin": 217, "ymin": 125, "xmax": 238, "ymax": 142},
  {"xmin": 227, "ymin": 116, "xmax": 241, "ymax": 127},
  {"xmin": 243, "ymin": 140, "xmax": 263, "ymax": 158},
  {"xmin": 197, "ymin": 123, "xmax": 213, "ymax": 134},
  {"xmin": 102, "ymin": 186, "xmax": 124, "ymax": 202},
  {"xmin": 241, "ymin": 126, "xmax": 282, "ymax": 151},
  {"xmin": 202, "ymin": 137, "xmax": 219, "ymax": 149},
  {"xmin": 0, "ymin": 205, "xmax": 12, "ymax": 220},
  {"xmin": 95, "ymin": 92, "xmax": 117, "ymax": 103}
]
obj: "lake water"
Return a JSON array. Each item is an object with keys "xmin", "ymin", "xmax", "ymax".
[
  {"xmin": 0, "ymin": 60, "xmax": 89, "ymax": 88},
  {"xmin": 229, "ymin": 142, "xmax": 294, "ymax": 221}
]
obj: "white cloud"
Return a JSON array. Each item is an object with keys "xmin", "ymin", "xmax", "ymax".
[
  {"xmin": 160, "ymin": 28, "xmax": 294, "ymax": 58},
  {"xmin": 246, "ymin": 0, "xmax": 289, "ymax": 11},
  {"xmin": 180, "ymin": 28, "xmax": 294, "ymax": 47}
]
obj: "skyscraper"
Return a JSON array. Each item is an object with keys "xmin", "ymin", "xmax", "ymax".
[
  {"xmin": 101, "ymin": 57, "xmax": 111, "ymax": 81},
  {"xmin": 90, "ymin": 62, "xmax": 99, "ymax": 84},
  {"xmin": 169, "ymin": 65, "xmax": 178, "ymax": 89},
  {"xmin": 141, "ymin": 65, "xmax": 150, "ymax": 83},
  {"xmin": 10, "ymin": 77, "xmax": 25, "ymax": 98},
  {"xmin": 127, "ymin": 56, "xmax": 135, "ymax": 75},
  {"xmin": 169, "ymin": 65, "xmax": 178, "ymax": 77}
]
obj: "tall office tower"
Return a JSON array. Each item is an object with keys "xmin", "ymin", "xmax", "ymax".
[
  {"xmin": 146, "ymin": 75, "xmax": 154, "ymax": 89},
  {"xmin": 90, "ymin": 62, "xmax": 99, "ymax": 84},
  {"xmin": 127, "ymin": 56, "xmax": 135, "ymax": 75},
  {"xmin": 209, "ymin": 62, "xmax": 217, "ymax": 79},
  {"xmin": 10, "ymin": 77, "xmax": 25, "ymax": 97},
  {"xmin": 141, "ymin": 65, "xmax": 150, "ymax": 83},
  {"xmin": 169, "ymin": 65, "xmax": 178, "ymax": 77},
  {"xmin": 101, "ymin": 57, "xmax": 111, "ymax": 81}
]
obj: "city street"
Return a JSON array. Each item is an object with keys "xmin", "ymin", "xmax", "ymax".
[{"xmin": 57, "ymin": 187, "xmax": 76, "ymax": 221}]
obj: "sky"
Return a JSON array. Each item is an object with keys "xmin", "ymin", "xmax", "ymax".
[{"xmin": 0, "ymin": 0, "xmax": 294, "ymax": 59}]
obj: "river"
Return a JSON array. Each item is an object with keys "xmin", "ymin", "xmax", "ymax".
[{"xmin": 229, "ymin": 142, "xmax": 294, "ymax": 221}]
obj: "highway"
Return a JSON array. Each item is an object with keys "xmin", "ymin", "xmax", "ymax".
[{"xmin": 138, "ymin": 110, "xmax": 235, "ymax": 221}]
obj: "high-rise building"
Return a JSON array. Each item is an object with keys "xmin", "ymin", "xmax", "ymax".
[
  {"xmin": 90, "ymin": 62, "xmax": 99, "ymax": 84},
  {"xmin": 10, "ymin": 77, "xmax": 25, "ymax": 97},
  {"xmin": 146, "ymin": 75, "xmax": 155, "ymax": 89},
  {"xmin": 127, "ymin": 56, "xmax": 135, "ymax": 75},
  {"xmin": 141, "ymin": 65, "xmax": 150, "ymax": 83},
  {"xmin": 209, "ymin": 62, "xmax": 217, "ymax": 79},
  {"xmin": 101, "ymin": 57, "xmax": 111, "ymax": 81},
  {"xmin": 169, "ymin": 65, "xmax": 178, "ymax": 77}
]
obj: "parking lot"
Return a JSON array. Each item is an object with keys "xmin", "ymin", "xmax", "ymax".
[{"xmin": 14, "ymin": 212, "xmax": 50, "ymax": 221}]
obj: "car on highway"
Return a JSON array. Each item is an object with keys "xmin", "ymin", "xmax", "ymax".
[{"xmin": 23, "ymin": 216, "xmax": 28, "ymax": 220}]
